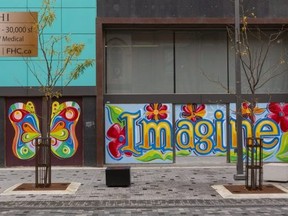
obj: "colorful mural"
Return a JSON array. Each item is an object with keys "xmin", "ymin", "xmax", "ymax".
[
  {"xmin": 105, "ymin": 103, "xmax": 173, "ymax": 163},
  {"xmin": 105, "ymin": 102, "xmax": 288, "ymax": 164},
  {"xmin": 8, "ymin": 101, "xmax": 81, "ymax": 160},
  {"xmin": 230, "ymin": 102, "xmax": 288, "ymax": 162},
  {"xmin": 175, "ymin": 104, "xmax": 227, "ymax": 157}
]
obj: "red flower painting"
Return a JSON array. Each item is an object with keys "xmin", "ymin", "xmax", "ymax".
[
  {"xmin": 107, "ymin": 123, "xmax": 131, "ymax": 159},
  {"xmin": 181, "ymin": 103, "xmax": 206, "ymax": 122},
  {"xmin": 145, "ymin": 103, "xmax": 168, "ymax": 121},
  {"xmin": 267, "ymin": 103, "xmax": 288, "ymax": 132}
]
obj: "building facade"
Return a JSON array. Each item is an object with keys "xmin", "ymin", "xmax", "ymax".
[
  {"xmin": 0, "ymin": 0, "xmax": 287, "ymax": 167},
  {"xmin": 0, "ymin": 0, "xmax": 97, "ymax": 166},
  {"xmin": 96, "ymin": 0, "xmax": 288, "ymax": 166}
]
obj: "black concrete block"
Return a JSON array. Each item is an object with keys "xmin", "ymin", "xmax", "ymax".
[{"xmin": 105, "ymin": 166, "xmax": 131, "ymax": 187}]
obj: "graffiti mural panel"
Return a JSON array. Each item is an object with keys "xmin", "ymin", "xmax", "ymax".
[
  {"xmin": 6, "ymin": 98, "xmax": 83, "ymax": 166},
  {"xmin": 230, "ymin": 102, "xmax": 288, "ymax": 162},
  {"xmin": 175, "ymin": 104, "xmax": 227, "ymax": 157},
  {"xmin": 105, "ymin": 103, "xmax": 173, "ymax": 164},
  {"xmin": 105, "ymin": 102, "xmax": 288, "ymax": 164}
]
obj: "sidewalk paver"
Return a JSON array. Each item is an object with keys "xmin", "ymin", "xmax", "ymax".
[{"xmin": 0, "ymin": 157, "xmax": 287, "ymax": 211}]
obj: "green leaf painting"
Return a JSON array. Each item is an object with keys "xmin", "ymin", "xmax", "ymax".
[
  {"xmin": 276, "ymin": 132, "xmax": 288, "ymax": 162},
  {"xmin": 224, "ymin": 148, "xmax": 274, "ymax": 163},
  {"xmin": 176, "ymin": 150, "xmax": 191, "ymax": 156},
  {"xmin": 106, "ymin": 104, "xmax": 125, "ymax": 127},
  {"xmin": 137, "ymin": 150, "xmax": 173, "ymax": 162}
]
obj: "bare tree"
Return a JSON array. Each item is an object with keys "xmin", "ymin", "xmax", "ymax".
[
  {"xmin": 228, "ymin": 11, "xmax": 287, "ymax": 111},
  {"xmin": 228, "ymin": 4, "xmax": 287, "ymax": 189}
]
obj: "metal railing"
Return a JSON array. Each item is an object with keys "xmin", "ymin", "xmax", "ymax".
[
  {"xmin": 245, "ymin": 137, "xmax": 263, "ymax": 190},
  {"xmin": 35, "ymin": 137, "xmax": 51, "ymax": 188}
]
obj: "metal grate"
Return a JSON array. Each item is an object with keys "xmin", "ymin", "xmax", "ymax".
[
  {"xmin": 245, "ymin": 137, "xmax": 263, "ymax": 190},
  {"xmin": 35, "ymin": 137, "xmax": 51, "ymax": 188}
]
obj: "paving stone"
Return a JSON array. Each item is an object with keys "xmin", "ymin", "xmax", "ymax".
[{"xmin": 0, "ymin": 158, "xmax": 286, "ymax": 215}]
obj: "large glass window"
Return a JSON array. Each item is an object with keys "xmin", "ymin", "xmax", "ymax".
[
  {"xmin": 105, "ymin": 29, "xmax": 288, "ymax": 94},
  {"xmin": 106, "ymin": 31, "xmax": 174, "ymax": 94},
  {"xmin": 175, "ymin": 31, "xmax": 228, "ymax": 93},
  {"xmin": 239, "ymin": 31, "xmax": 288, "ymax": 94}
]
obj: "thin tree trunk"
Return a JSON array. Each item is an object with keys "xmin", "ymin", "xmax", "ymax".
[{"xmin": 41, "ymin": 96, "xmax": 48, "ymax": 137}]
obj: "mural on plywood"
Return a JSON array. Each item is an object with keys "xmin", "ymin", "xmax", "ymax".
[
  {"xmin": 230, "ymin": 102, "xmax": 288, "ymax": 163},
  {"xmin": 105, "ymin": 103, "xmax": 173, "ymax": 164},
  {"xmin": 105, "ymin": 102, "xmax": 288, "ymax": 163},
  {"xmin": 8, "ymin": 101, "xmax": 81, "ymax": 160},
  {"xmin": 175, "ymin": 104, "xmax": 227, "ymax": 157}
]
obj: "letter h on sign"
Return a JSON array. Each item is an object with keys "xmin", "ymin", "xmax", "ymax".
[{"xmin": 0, "ymin": 13, "xmax": 9, "ymax": 22}]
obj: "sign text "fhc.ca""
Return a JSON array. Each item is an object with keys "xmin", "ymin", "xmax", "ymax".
[{"xmin": 0, "ymin": 12, "xmax": 38, "ymax": 57}]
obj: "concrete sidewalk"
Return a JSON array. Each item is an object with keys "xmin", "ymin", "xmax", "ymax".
[
  {"xmin": 0, "ymin": 157, "xmax": 286, "ymax": 207},
  {"xmin": 0, "ymin": 158, "xmax": 287, "ymax": 215}
]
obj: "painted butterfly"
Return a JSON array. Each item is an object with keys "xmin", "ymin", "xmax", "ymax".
[{"xmin": 8, "ymin": 101, "xmax": 80, "ymax": 160}]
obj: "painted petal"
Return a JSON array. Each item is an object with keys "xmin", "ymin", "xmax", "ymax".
[
  {"xmin": 159, "ymin": 104, "xmax": 168, "ymax": 111},
  {"xmin": 152, "ymin": 103, "xmax": 158, "ymax": 110},
  {"xmin": 147, "ymin": 113, "xmax": 155, "ymax": 120},
  {"xmin": 195, "ymin": 104, "xmax": 205, "ymax": 113},
  {"xmin": 158, "ymin": 113, "xmax": 167, "ymax": 120},
  {"xmin": 108, "ymin": 141, "xmax": 122, "ymax": 159},
  {"xmin": 280, "ymin": 117, "xmax": 288, "ymax": 132},
  {"xmin": 268, "ymin": 103, "xmax": 281, "ymax": 114},
  {"xmin": 243, "ymin": 109, "xmax": 251, "ymax": 115},
  {"xmin": 254, "ymin": 107, "xmax": 265, "ymax": 115},
  {"xmin": 242, "ymin": 102, "xmax": 249, "ymax": 109},
  {"xmin": 146, "ymin": 104, "xmax": 154, "ymax": 112},
  {"xmin": 283, "ymin": 103, "xmax": 288, "ymax": 115},
  {"xmin": 119, "ymin": 126, "xmax": 126, "ymax": 137},
  {"xmin": 196, "ymin": 109, "xmax": 206, "ymax": 118},
  {"xmin": 267, "ymin": 113, "xmax": 281, "ymax": 124},
  {"xmin": 191, "ymin": 116, "xmax": 197, "ymax": 122},
  {"xmin": 184, "ymin": 104, "xmax": 193, "ymax": 113},
  {"xmin": 182, "ymin": 106, "xmax": 189, "ymax": 114},
  {"xmin": 107, "ymin": 123, "xmax": 121, "ymax": 139}
]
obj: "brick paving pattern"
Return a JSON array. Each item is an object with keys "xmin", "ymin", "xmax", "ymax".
[{"xmin": 0, "ymin": 158, "xmax": 286, "ymax": 215}]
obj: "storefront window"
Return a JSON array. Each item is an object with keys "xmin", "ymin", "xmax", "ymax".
[
  {"xmin": 106, "ymin": 31, "xmax": 174, "ymax": 94},
  {"xmin": 175, "ymin": 31, "xmax": 229, "ymax": 93},
  {"xmin": 239, "ymin": 31, "xmax": 288, "ymax": 94},
  {"xmin": 106, "ymin": 29, "xmax": 288, "ymax": 95}
]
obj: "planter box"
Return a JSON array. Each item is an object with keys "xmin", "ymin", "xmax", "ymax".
[
  {"xmin": 263, "ymin": 163, "xmax": 288, "ymax": 182},
  {"xmin": 105, "ymin": 166, "xmax": 131, "ymax": 187}
]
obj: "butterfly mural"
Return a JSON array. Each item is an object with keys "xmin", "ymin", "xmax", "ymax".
[{"xmin": 8, "ymin": 101, "xmax": 80, "ymax": 160}]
